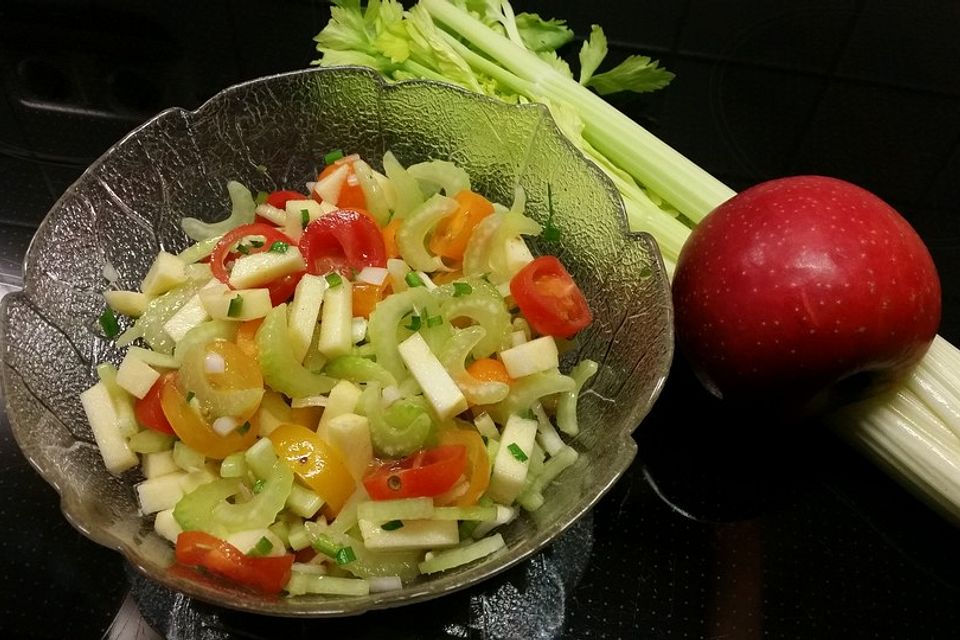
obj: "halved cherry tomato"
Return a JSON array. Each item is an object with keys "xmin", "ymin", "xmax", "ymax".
[
  {"xmin": 159, "ymin": 373, "xmax": 259, "ymax": 459},
  {"xmin": 299, "ymin": 209, "xmax": 387, "ymax": 277},
  {"xmin": 510, "ymin": 255, "xmax": 592, "ymax": 339},
  {"xmin": 316, "ymin": 160, "xmax": 367, "ymax": 209},
  {"xmin": 266, "ymin": 190, "xmax": 306, "ymax": 210},
  {"xmin": 210, "ymin": 223, "xmax": 297, "ymax": 286},
  {"xmin": 428, "ymin": 190, "xmax": 494, "ymax": 261},
  {"xmin": 135, "ymin": 374, "xmax": 175, "ymax": 434},
  {"xmin": 363, "ymin": 445, "xmax": 467, "ymax": 501},
  {"xmin": 466, "ymin": 358, "xmax": 512, "ymax": 385},
  {"xmin": 175, "ymin": 531, "xmax": 294, "ymax": 594},
  {"xmin": 268, "ymin": 423, "xmax": 356, "ymax": 516},
  {"xmin": 265, "ymin": 271, "xmax": 305, "ymax": 305},
  {"xmin": 437, "ymin": 428, "xmax": 490, "ymax": 507},
  {"xmin": 352, "ymin": 281, "xmax": 387, "ymax": 319}
]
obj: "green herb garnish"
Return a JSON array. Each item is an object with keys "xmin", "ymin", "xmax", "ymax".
[
  {"xmin": 324, "ymin": 149, "xmax": 345, "ymax": 165},
  {"xmin": 227, "ymin": 295, "xmax": 243, "ymax": 318},
  {"xmin": 98, "ymin": 308, "xmax": 120, "ymax": 338},
  {"xmin": 452, "ymin": 282, "xmax": 473, "ymax": 297},
  {"xmin": 268, "ymin": 241, "xmax": 289, "ymax": 254},
  {"xmin": 405, "ymin": 271, "xmax": 424, "ymax": 288},
  {"xmin": 325, "ymin": 272, "xmax": 343, "ymax": 287},
  {"xmin": 507, "ymin": 442, "xmax": 528, "ymax": 462},
  {"xmin": 381, "ymin": 520, "xmax": 404, "ymax": 531}
]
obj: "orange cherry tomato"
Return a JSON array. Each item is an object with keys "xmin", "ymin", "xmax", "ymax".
[
  {"xmin": 315, "ymin": 159, "xmax": 367, "ymax": 210},
  {"xmin": 466, "ymin": 358, "xmax": 512, "ymax": 385},
  {"xmin": 268, "ymin": 423, "xmax": 356, "ymax": 515},
  {"xmin": 159, "ymin": 375, "xmax": 259, "ymax": 459},
  {"xmin": 437, "ymin": 428, "xmax": 490, "ymax": 507},
  {"xmin": 429, "ymin": 190, "xmax": 494, "ymax": 261}
]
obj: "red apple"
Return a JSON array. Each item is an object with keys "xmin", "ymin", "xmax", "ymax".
[{"xmin": 672, "ymin": 175, "xmax": 941, "ymax": 411}]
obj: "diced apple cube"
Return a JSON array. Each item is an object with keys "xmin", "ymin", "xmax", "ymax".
[
  {"xmin": 228, "ymin": 247, "xmax": 306, "ymax": 289},
  {"xmin": 103, "ymin": 290, "xmax": 148, "ymax": 318},
  {"xmin": 499, "ymin": 336, "xmax": 559, "ymax": 379},
  {"xmin": 116, "ymin": 352, "xmax": 160, "ymax": 399},
  {"xmin": 141, "ymin": 251, "xmax": 187, "ymax": 297}
]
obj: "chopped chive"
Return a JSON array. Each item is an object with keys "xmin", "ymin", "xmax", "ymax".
[
  {"xmin": 237, "ymin": 421, "xmax": 251, "ymax": 435},
  {"xmin": 381, "ymin": 520, "xmax": 404, "ymax": 531},
  {"xmin": 268, "ymin": 241, "xmax": 289, "ymax": 254},
  {"xmin": 251, "ymin": 535, "xmax": 273, "ymax": 556},
  {"xmin": 255, "ymin": 191, "xmax": 269, "ymax": 205},
  {"xmin": 520, "ymin": 408, "xmax": 535, "ymax": 420},
  {"xmin": 335, "ymin": 546, "xmax": 357, "ymax": 565},
  {"xmin": 404, "ymin": 314, "xmax": 421, "ymax": 331},
  {"xmin": 98, "ymin": 308, "xmax": 120, "ymax": 338},
  {"xmin": 235, "ymin": 243, "xmax": 250, "ymax": 255},
  {"xmin": 249, "ymin": 239, "xmax": 265, "ymax": 248},
  {"xmin": 227, "ymin": 295, "xmax": 243, "ymax": 318},
  {"xmin": 543, "ymin": 183, "xmax": 561, "ymax": 242},
  {"xmin": 507, "ymin": 442, "xmax": 528, "ymax": 462},
  {"xmin": 426, "ymin": 314, "xmax": 443, "ymax": 328},
  {"xmin": 324, "ymin": 149, "xmax": 345, "ymax": 165},
  {"xmin": 253, "ymin": 478, "xmax": 266, "ymax": 494},
  {"xmin": 301, "ymin": 208, "xmax": 310, "ymax": 228},
  {"xmin": 325, "ymin": 272, "xmax": 343, "ymax": 287},
  {"xmin": 185, "ymin": 391, "xmax": 196, "ymax": 403},
  {"xmin": 404, "ymin": 271, "xmax": 424, "ymax": 288},
  {"xmin": 452, "ymin": 282, "xmax": 473, "ymax": 297}
]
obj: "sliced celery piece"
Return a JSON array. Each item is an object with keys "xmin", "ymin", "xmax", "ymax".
[
  {"xmin": 323, "ymin": 355, "xmax": 397, "ymax": 387},
  {"xmin": 96, "ymin": 363, "xmax": 138, "ymax": 437},
  {"xmin": 173, "ymin": 478, "xmax": 243, "ymax": 537},
  {"xmin": 418, "ymin": 533, "xmax": 505, "ymax": 574},
  {"xmin": 286, "ymin": 483, "xmax": 325, "ymax": 519},
  {"xmin": 432, "ymin": 505, "xmax": 498, "ymax": 521},
  {"xmin": 356, "ymin": 497, "xmax": 434, "ymax": 524},
  {"xmin": 490, "ymin": 370, "xmax": 576, "ymax": 424},
  {"xmin": 172, "ymin": 441, "xmax": 205, "ymax": 472},
  {"xmin": 362, "ymin": 383, "xmax": 435, "ymax": 457},
  {"xmin": 244, "ymin": 437, "xmax": 278, "ymax": 479},
  {"xmin": 173, "ymin": 319, "xmax": 238, "ymax": 365},
  {"xmin": 438, "ymin": 278, "xmax": 511, "ymax": 358},
  {"xmin": 556, "ymin": 359, "xmax": 599, "ymax": 435},
  {"xmin": 219, "ymin": 452, "xmax": 247, "ymax": 478},
  {"xmin": 211, "ymin": 461, "xmax": 293, "ymax": 532},
  {"xmin": 128, "ymin": 429, "xmax": 176, "ymax": 453},
  {"xmin": 285, "ymin": 573, "xmax": 370, "ymax": 596},
  {"xmin": 439, "ymin": 325, "xmax": 509, "ymax": 405},
  {"xmin": 366, "ymin": 286, "xmax": 434, "ymax": 381},
  {"xmin": 181, "ymin": 180, "xmax": 256, "ymax": 242},
  {"xmin": 257, "ymin": 304, "xmax": 337, "ymax": 398}
]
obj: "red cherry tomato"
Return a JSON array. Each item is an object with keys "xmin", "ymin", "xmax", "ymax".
[
  {"xmin": 510, "ymin": 255, "xmax": 592, "ymax": 339},
  {"xmin": 298, "ymin": 209, "xmax": 387, "ymax": 277},
  {"xmin": 363, "ymin": 445, "xmax": 467, "ymax": 500},
  {"xmin": 265, "ymin": 271, "xmax": 305, "ymax": 306},
  {"xmin": 266, "ymin": 190, "xmax": 306, "ymax": 210},
  {"xmin": 209, "ymin": 223, "xmax": 301, "ymax": 288},
  {"xmin": 174, "ymin": 531, "xmax": 293, "ymax": 594},
  {"xmin": 134, "ymin": 374, "xmax": 175, "ymax": 435}
]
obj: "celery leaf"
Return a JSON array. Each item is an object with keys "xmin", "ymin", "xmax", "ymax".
[
  {"xmin": 578, "ymin": 24, "xmax": 607, "ymax": 85},
  {"xmin": 585, "ymin": 54, "xmax": 675, "ymax": 95},
  {"xmin": 515, "ymin": 13, "xmax": 574, "ymax": 52}
]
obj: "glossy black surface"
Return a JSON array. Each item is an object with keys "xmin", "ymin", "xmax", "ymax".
[{"xmin": 2, "ymin": 1, "xmax": 959, "ymax": 638}]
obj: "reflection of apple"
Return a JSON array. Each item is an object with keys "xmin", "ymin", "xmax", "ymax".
[{"xmin": 672, "ymin": 176, "xmax": 941, "ymax": 411}]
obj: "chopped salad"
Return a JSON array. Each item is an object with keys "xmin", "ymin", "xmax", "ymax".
[{"xmin": 86, "ymin": 150, "xmax": 597, "ymax": 597}]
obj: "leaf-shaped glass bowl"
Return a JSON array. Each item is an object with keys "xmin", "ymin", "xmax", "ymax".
[{"xmin": 0, "ymin": 67, "xmax": 672, "ymax": 616}]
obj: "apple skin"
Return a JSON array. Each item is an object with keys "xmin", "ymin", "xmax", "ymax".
[{"xmin": 672, "ymin": 175, "xmax": 941, "ymax": 411}]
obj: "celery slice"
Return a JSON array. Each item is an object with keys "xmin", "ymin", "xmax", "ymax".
[
  {"xmin": 367, "ymin": 287, "xmax": 435, "ymax": 381},
  {"xmin": 285, "ymin": 573, "xmax": 370, "ymax": 596},
  {"xmin": 362, "ymin": 383, "xmax": 436, "ymax": 457},
  {"xmin": 257, "ymin": 304, "xmax": 337, "ymax": 398},
  {"xmin": 432, "ymin": 505, "xmax": 498, "ymax": 521},
  {"xmin": 211, "ymin": 461, "xmax": 294, "ymax": 532},
  {"xmin": 127, "ymin": 429, "xmax": 176, "ymax": 453},
  {"xmin": 357, "ymin": 497, "xmax": 435, "ymax": 523},
  {"xmin": 418, "ymin": 533, "xmax": 505, "ymax": 574},
  {"xmin": 556, "ymin": 359, "xmax": 598, "ymax": 435},
  {"xmin": 173, "ymin": 478, "xmax": 243, "ymax": 537},
  {"xmin": 219, "ymin": 452, "xmax": 247, "ymax": 478},
  {"xmin": 96, "ymin": 363, "xmax": 138, "ymax": 437},
  {"xmin": 173, "ymin": 320, "xmax": 238, "ymax": 365},
  {"xmin": 172, "ymin": 441, "xmax": 205, "ymax": 472},
  {"xmin": 395, "ymin": 193, "xmax": 458, "ymax": 272},
  {"xmin": 323, "ymin": 355, "xmax": 397, "ymax": 387},
  {"xmin": 286, "ymin": 483, "xmax": 325, "ymax": 519},
  {"xmin": 128, "ymin": 282, "xmax": 203, "ymax": 355},
  {"xmin": 337, "ymin": 533, "xmax": 422, "ymax": 581},
  {"xmin": 407, "ymin": 159, "xmax": 471, "ymax": 197},
  {"xmin": 382, "ymin": 151, "xmax": 425, "ymax": 219},
  {"xmin": 439, "ymin": 325, "xmax": 509, "ymax": 405},
  {"xmin": 353, "ymin": 159, "xmax": 391, "ymax": 226},
  {"xmin": 490, "ymin": 370, "xmax": 576, "ymax": 424},
  {"xmin": 438, "ymin": 278, "xmax": 511, "ymax": 358},
  {"xmin": 181, "ymin": 181, "xmax": 257, "ymax": 242}
]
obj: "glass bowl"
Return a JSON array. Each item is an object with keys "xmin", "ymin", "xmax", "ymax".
[{"xmin": 0, "ymin": 67, "xmax": 673, "ymax": 616}]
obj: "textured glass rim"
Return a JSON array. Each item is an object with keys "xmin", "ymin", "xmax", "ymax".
[{"xmin": 1, "ymin": 66, "xmax": 673, "ymax": 617}]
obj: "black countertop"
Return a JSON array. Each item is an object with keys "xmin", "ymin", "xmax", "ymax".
[{"xmin": 2, "ymin": 1, "xmax": 959, "ymax": 638}]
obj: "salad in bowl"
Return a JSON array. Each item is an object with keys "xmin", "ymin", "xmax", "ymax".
[{"xmin": 1, "ymin": 67, "xmax": 672, "ymax": 615}]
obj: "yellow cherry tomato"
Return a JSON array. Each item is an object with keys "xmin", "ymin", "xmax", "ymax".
[
  {"xmin": 159, "ymin": 374, "xmax": 259, "ymax": 459},
  {"xmin": 268, "ymin": 423, "xmax": 356, "ymax": 516},
  {"xmin": 178, "ymin": 340, "xmax": 264, "ymax": 423}
]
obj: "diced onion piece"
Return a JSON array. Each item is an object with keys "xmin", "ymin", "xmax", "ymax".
[
  {"xmin": 204, "ymin": 351, "xmax": 226, "ymax": 374},
  {"xmin": 212, "ymin": 416, "xmax": 238, "ymax": 436},
  {"xmin": 368, "ymin": 576, "xmax": 404, "ymax": 593}
]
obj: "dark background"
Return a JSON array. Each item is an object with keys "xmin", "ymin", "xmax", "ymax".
[{"xmin": 2, "ymin": 1, "xmax": 960, "ymax": 638}]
